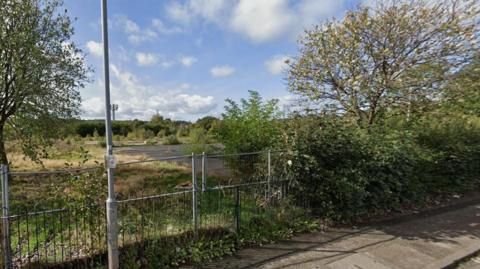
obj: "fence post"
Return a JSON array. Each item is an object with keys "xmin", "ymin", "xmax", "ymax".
[
  {"xmin": 192, "ymin": 153, "xmax": 199, "ymax": 240},
  {"xmin": 267, "ymin": 150, "xmax": 272, "ymax": 198},
  {"xmin": 201, "ymin": 152, "xmax": 207, "ymax": 192},
  {"xmin": 234, "ymin": 186, "xmax": 240, "ymax": 234},
  {"xmin": 1, "ymin": 165, "xmax": 12, "ymax": 269}
]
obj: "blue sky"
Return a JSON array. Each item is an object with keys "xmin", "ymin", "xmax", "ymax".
[{"xmin": 65, "ymin": 0, "xmax": 361, "ymax": 121}]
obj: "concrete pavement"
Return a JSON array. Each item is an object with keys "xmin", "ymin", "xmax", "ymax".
[{"xmin": 194, "ymin": 200, "xmax": 480, "ymax": 269}]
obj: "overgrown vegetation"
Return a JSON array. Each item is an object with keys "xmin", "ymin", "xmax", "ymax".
[
  {"xmin": 281, "ymin": 114, "xmax": 480, "ymax": 222},
  {"xmin": 217, "ymin": 90, "xmax": 281, "ymax": 154},
  {"xmin": 281, "ymin": 0, "xmax": 480, "ymax": 222},
  {"xmin": 3, "ymin": 0, "xmax": 480, "ymax": 267},
  {"xmin": 118, "ymin": 200, "xmax": 317, "ymax": 269}
]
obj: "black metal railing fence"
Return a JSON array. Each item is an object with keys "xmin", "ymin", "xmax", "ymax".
[{"xmin": 0, "ymin": 150, "xmax": 300, "ymax": 268}]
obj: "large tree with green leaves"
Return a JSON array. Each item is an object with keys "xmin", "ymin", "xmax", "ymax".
[
  {"xmin": 288, "ymin": 0, "xmax": 480, "ymax": 127},
  {"xmin": 0, "ymin": 0, "xmax": 87, "ymax": 164}
]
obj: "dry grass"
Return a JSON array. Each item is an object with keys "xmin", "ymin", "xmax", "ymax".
[
  {"xmin": 115, "ymin": 160, "xmax": 192, "ymax": 198},
  {"xmin": 5, "ymin": 140, "xmax": 229, "ymax": 210},
  {"xmin": 7, "ymin": 141, "xmax": 146, "ymax": 171}
]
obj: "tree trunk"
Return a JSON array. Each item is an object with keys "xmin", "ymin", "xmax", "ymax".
[
  {"xmin": 0, "ymin": 121, "xmax": 8, "ymax": 165},
  {"xmin": 367, "ymin": 111, "xmax": 376, "ymax": 126}
]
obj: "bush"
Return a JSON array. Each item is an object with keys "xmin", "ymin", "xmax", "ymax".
[
  {"xmin": 282, "ymin": 114, "xmax": 480, "ymax": 222},
  {"xmin": 126, "ymin": 128, "xmax": 155, "ymax": 140},
  {"xmin": 189, "ymin": 128, "xmax": 208, "ymax": 144},
  {"xmin": 217, "ymin": 90, "xmax": 281, "ymax": 154},
  {"xmin": 183, "ymin": 144, "xmax": 217, "ymax": 155},
  {"xmin": 99, "ymin": 141, "xmax": 107, "ymax": 148},
  {"xmin": 156, "ymin": 129, "xmax": 166, "ymax": 138},
  {"xmin": 74, "ymin": 122, "xmax": 105, "ymax": 137},
  {"xmin": 176, "ymin": 127, "xmax": 189, "ymax": 137},
  {"xmin": 413, "ymin": 115, "xmax": 480, "ymax": 192},
  {"xmin": 163, "ymin": 134, "xmax": 180, "ymax": 145}
]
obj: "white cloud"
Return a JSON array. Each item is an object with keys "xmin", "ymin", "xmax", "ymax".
[
  {"xmin": 297, "ymin": 0, "xmax": 347, "ymax": 28},
  {"xmin": 129, "ymin": 30, "xmax": 157, "ymax": 44},
  {"xmin": 180, "ymin": 56, "xmax": 198, "ymax": 67},
  {"xmin": 135, "ymin": 52, "xmax": 158, "ymax": 66},
  {"xmin": 188, "ymin": 0, "xmax": 229, "ymax": 23},
  {"xmin": 116, "ymin": 16, "xmax": 157, "ymax": 44},
  {"xmin": 115, "ymin": 46, "xmax": 130, "ymax": 62},
  {"xmin": 210, "ymin": 65, "xmax": 235, "ymax": 78},
  {"xmin": 166, "ymin": 0, "xmax": 230, "ymax": 25},
  {"xmin": 115, "ymin": 15, "xmax": 182, "ymax": 44},
  {"xmin": 81, "ymin": 97, "xmax": 105, "ymax": 118},
  {"xmin": 147, "ymin": 94, "xmax": 216, "ymax": 115},
  {"xmin": 161, "ymin": 61, "xmax": 174, "ymax": 69},
  {"xmin": 278, "ymin": 94, "xmax": 302, "ymax": 113},
  {"xmin": 151, "ymin": 19, "xmax": 183, "ymax": 34},
  {"xmin": 165, "ymin": 0, "xmax": 346, "ymax": 43},
  {"xmin": 231, "ymin": 0, "xmax": 295, "ymax": 42},
  {"xmin": 124, "ymin": 19, "xmax": 140, "ymax": 33},
  {"xmin": 166, "ymin": 2, "xmax": 192, "ymax": 25},
  {"xmin": 85, "ymin": 41, "xmax": 103, "ymax": 57},
  {"xmin": 135, "ymin": 52, "xmax": 175, "ymax": 68},
  {"xmin": 265, "ymin": 55, "xmax": 292, "ymax": 75},
  {"xmin": 179, "ymin": 83, "xmax": 192, "ymax": 90},
  {"xmin": 82, "ymin": 66, "xmax": 217, "ymax": 120}
]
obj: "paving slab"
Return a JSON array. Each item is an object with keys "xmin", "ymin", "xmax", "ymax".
[
  {"xmin": 327, "ymin": 253, "xmax": 392, "ymax": 269},
  {"xmin": 188, "ymin": 202, "xmax": 480, "ymax": 269}
]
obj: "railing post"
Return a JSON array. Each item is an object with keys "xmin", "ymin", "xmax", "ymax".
[
  {"xmin": 201, "ymin": 152, "xmax": 207, "ymax": 192},
  {"xmin": 1, "ymin": 165, "xmax": 12, "ymax": 269},
  {"xmin": 192, "ymin": 153, "xmax": 199, "ymax": 240},
  {"xmin": 267, "ymin": 150, "xmax": 272, "ymax": 198},
  {"xmin": 234, "ymin": 186, "xmax": 240, "ymax": 234}
]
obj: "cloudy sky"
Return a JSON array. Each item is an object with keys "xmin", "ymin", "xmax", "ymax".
[{"xmin": 65, "ymin": 0, "xmax": 361, "ymax": 121}]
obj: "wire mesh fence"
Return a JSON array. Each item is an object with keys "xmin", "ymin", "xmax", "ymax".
[
  {"xmin": 0, "ymin": 150, "xmax": 300, "ymax": 268},
  {"xmin": 115, "ymin": 155, "xmax": 193, "ymax": 198},
  {"xmin": 204, "ymin": 152, "xmax": 268, "ymax": 186}
]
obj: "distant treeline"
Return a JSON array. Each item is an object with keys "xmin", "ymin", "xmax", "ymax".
[
  {"xmin": 71, "ymin": 120, "xmax": 183, "ymax": 137},
  {"xmin": 66, "ymin": 116, "xmax": 219, "ymax": 139}
]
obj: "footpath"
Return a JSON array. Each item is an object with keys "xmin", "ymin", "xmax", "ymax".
[{"xmin": 192, "ymin": 197, "xmax": 480, "ymax": 269}]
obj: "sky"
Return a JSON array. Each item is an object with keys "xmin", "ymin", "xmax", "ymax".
[{"xmin": 64, "ymin": 0, "xmax": 362, "ymax": 121}]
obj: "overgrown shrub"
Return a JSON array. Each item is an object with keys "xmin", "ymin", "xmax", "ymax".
[
  {"xmin": 126, "ymin": 128, "xmax": 155, "ymax": 140},
  {"xmin": 176, "ymin": 127, "xmax": 189, "ymax": 137},
  {"xmin": 118, "ymin": 200, "xmax": 317, "ymax": 268},
  {"xmin": 163, "ymin": 134, "xmax": 180, "ymax": 145},
  {"xmin": 156, "ymin": 129, "xmax": 166, "ymax": 138},
  {"xmin": 183, "ymin": 128, "xmax": 217, "ymax": 154},
  {"xmin": 189, "ymin": 128, "xmax": 208, "ymax": 144},
  {"xmin": 282, "ymin": 114, "xmax": 480, "ymax": 222},
  {"xmin": 217, "ymin": 90, "xmax": 281, "ymax": 154},
  {"xmin": 413, "ymin": 115, "xmax": 480, "ymax": 192}
]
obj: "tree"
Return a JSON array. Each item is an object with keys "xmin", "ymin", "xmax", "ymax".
[
  {"xmin": 150, "ymin": 114, "xmax": 165, "ymax": 125},
  {"xmin": 0, "ymin": 0, "xmax": 88, "ymax": 164},
  {"xmin": 288, "ymin": 0, "xmax": 480, "ymax": 127},
  {"xmin": 195, "ymin": 116, "xmax": 219, "ymax": 132},
  {"xmin": 217, "ymin": 91, "xmax": 281, "ymax": 153},
  {"xmin": 443, "ymin": 54, "xmax": 480, "ymax": 115}
]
